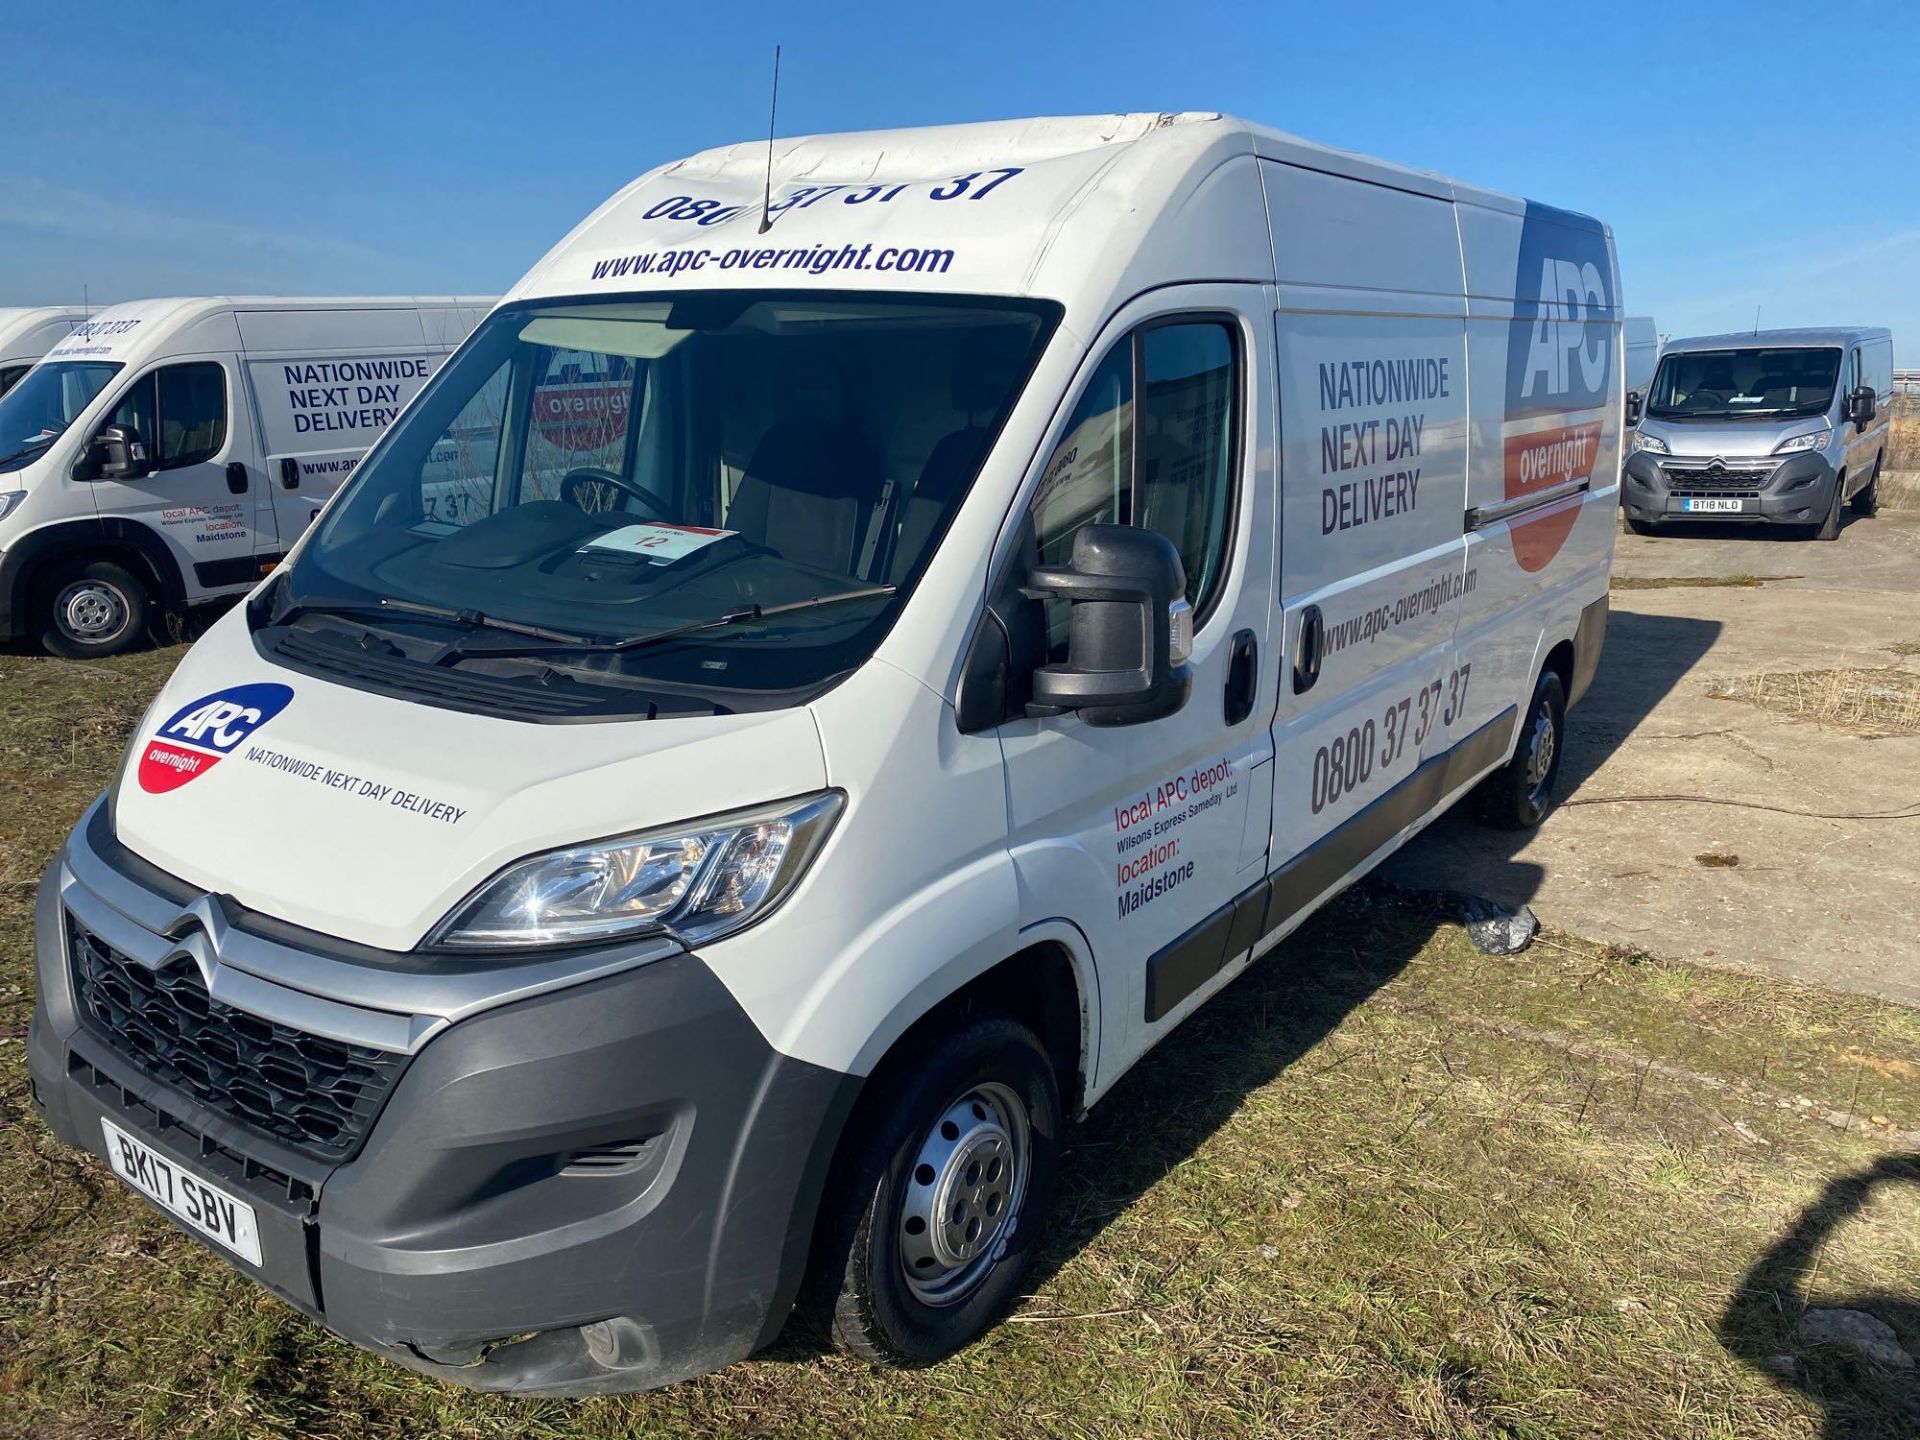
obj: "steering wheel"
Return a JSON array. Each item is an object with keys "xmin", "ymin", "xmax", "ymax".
[{"xmin": 559, "ymin": 467, "xmax": 674, "ymax": 520}]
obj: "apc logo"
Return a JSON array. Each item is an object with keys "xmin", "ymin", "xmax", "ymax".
[
  {"xmin": 1503, "ymin": 203, "xmax": 1614, "ymax": 572},
  {"xmin": 136, "ymin": 682, "xmax": 294, "ymax": 794}
]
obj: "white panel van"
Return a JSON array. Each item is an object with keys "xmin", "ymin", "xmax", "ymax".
[
  {"xmin": 0, "ymin": 306, "xmax": 86, "ymax": 396},
  {"xmin": 1623, "ymin": 315, "xmax": 1659, "ymax": 403},
  {"xmin": 0, "ymin": 296, "xmax": 492, "ymax": 654},
  {"xmin": 29, "ymin": 115, "xmax": 1621, "ymax": 1392}
]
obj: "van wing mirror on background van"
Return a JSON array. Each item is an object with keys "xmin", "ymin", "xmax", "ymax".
[
  {"xmin": 1625, "ymin": 390, "xmax": 1643, "ymax": 427},
  {"xmin": 1021, "ymin": 524, "xmax": 1193, "ymax": 728},
  {"xmin": 84, "ymin": 424, "xmax": 148, "ymax": 481},
  {"xmin": 1849, "ymin": 387, "xmax": 1876, "ymax": 427}
]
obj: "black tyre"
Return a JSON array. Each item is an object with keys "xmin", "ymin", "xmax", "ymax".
[
  {"xmin": 1850, "ymin": 458, "xmax": 1881, "ymax": 518},
  {"xmin": 37, "ymin": 559, "xmax": 150, "ymax": 658},
  {"xmin": 806, "ymin": 1016, "xmax": 1061, "ymax": 1368},
  {"xmin": 1814, "ymin": 475, "xmax": 1845, "ymax": 541},
  {"xmin": 1623, "ymin": 516, "xmax": 1657, "ymax": 536},
  {"xmin": 1475, "ymin": 668, "xmax": 1567, "ymax": 830}
]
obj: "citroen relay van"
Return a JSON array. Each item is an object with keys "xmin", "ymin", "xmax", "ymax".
[
  {"xmin": 0, "ymin": 296, "xmax": 492, "ymax": 655},
  {"xmin": 1623, "ymin": 327, "xmax": 1894, "ymax": 539},
  {"xmin": 0, "ymin": 306, "xmax": 86, "ymax": 395},
  {"xmin": 29, "ymin": 114, "xmax": 1621, "ymax": 1393}
]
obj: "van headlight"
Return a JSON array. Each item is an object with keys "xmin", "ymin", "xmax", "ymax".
[
  {"xmin": 1629, "ymin": 432, "xmax": 1668, "ymax": 455},
  {"xmin": 1773, "ymin": 428, "xmax": 1831, "ymax": 455},
  {"xmin": 429, "ymin": 791, "xmax": 844, "ymax": 951},
  {"xmin": 0, "ymin": 491, "xmax": 27, "ymax": 522}
]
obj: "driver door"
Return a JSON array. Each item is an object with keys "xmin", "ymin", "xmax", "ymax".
[
  {"xmin": 83, "ymin": 359, "xmax": 275, "ymax": 597},
  {"xmin": 997, "ymin": 288, "xmax": 1279, "ymax": 1095}
]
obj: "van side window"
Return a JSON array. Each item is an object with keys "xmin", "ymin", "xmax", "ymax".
[
  {"xmin": 101, "ymin": 363, "xmax": 228, "ymax": 472},
  {"xmin": 1030, "ymin": 320, "xmax": 1239, "ymax": 658}
]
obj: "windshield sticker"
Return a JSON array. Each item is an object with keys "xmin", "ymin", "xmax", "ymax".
[
  {"xmin": 137, "ymin": 682, "xmax": 294, "ymax": 794},
  {"xmin": 580, "ymin": 521, "xmax": 736, "ymax": 563}
]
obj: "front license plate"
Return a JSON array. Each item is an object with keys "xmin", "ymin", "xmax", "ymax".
[
  {"xmin": 1683, "ymin": 497, "xmax": 1745, "ymax": 513},
  {"xmin": 100, "ymin": 1118, "xmax": 262, "ymax": 1265}
]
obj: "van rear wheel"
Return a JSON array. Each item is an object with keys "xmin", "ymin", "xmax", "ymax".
[
  {"xmin": 805, "ymin": 1016, "xmax": 1060, "ymax": 1368},
  {"xmin": 37, "ymin": 560, "xmax": 150, "ymax": 658},
  {"xmin": 1475, "ymin": 669, "xmax": 1567, "ymax": 830}
]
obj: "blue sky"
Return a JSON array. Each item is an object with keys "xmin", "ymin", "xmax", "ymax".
[{"xmin": 5, "ymin": 1, "xmax": 1916, "ymax": 360}]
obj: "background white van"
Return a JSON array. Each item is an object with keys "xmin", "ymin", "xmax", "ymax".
[
  {"xmin": 0, "ymin": 306, "xmax": 86, "ymax": 396},
  {"xmin": 1623, "ymin": 315, "xmax": 1660, "ymax": 404},
  {"xmin": 0, "ymin": 296, "xmax": 492, "ymax": 655}
]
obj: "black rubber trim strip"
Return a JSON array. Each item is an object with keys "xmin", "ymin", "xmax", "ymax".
[{"xmin": 1142, "ymin": 706, "xmax": 1518, "ymax": 1024}]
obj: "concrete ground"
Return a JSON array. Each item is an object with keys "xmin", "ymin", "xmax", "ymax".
[{"xmin": 1383, "ymin": 506, "xmax": 1920, "ymax": 1008}]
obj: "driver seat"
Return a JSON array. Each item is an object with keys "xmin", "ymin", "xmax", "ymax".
[{"xmin": 728, "ymin": 420, "xmax": 884, "ymax": 575}]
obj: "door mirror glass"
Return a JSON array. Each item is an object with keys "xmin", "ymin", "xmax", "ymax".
[
  {"xmin": 1849, "ymin": 386, "xmax": 1876, "ymax": 427},
  {"xmin": 1625, "ymin": 390, "xmax": 1643, "ymax": 427},
  {"xmin": 89, "ymin": 423, "xmax": 148, "ymax": 480},
  {"xmin": 1023, "ymin": 522, "xmax": 1192, "ymax": 727}
]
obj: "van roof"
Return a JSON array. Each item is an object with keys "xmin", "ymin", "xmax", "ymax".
[
  {"xmin": 514, "ymin": 113, "xmax": 1606, "ymax": 312},
  {"xmin": 1662, "ymin": 327, "xmax": 1891, "ymax": 353},
  {"xmin": 40, "ymin": 295, "xmax": 498, "ymax": 368}
]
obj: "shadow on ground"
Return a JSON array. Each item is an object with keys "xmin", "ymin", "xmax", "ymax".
[
  {"xmin": 1383, "ymin": 607, "xmax": 1724, "ymax": 908},
  {"xmin": 1721, "ymin": 1154, "xmax": 1920, "ymax": 1438}
]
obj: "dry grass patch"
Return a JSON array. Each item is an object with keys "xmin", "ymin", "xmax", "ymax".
[
  {"xmin": 1612, "ymin": 574, "xmax": 1790, "ymax": 591},
  {"xmin": 1708, "ymin": 667, "xmax": 1920, "ymax": 737}
]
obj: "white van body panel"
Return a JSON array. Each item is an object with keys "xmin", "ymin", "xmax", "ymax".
[
  {"xmin": 0, "ymin": 306, "xmax": 85, "ymax": 378},
  {"xmin": 0, "ymin": 296, "xmax": 494, "ymax": 644},
  {"xmin": 99, "ymin": 117, "xmax": 1617, "ymax": 1084},
  {"xmin": 1623, "ymin": 316, "xmax": 1659, "ymax": 396}
]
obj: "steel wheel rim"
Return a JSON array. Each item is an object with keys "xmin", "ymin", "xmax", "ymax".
[
  {"xmin": 898, "ymin": 1081, "xmax": 1030, "ymax": 1307},
  {"xmin": 1524, "ymin": 701, "xmax": 1557, "ymax": 797},
  {"xmin": 56, "ymin": 580, "xmax": 129, "ymax": 642}
]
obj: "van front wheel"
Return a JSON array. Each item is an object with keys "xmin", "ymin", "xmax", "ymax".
[
  {"xmin": 37, "ymin": 560, "xmax": 150, "ymax": 658},
  {"xmin": 1475, "ymin": 669, "xmax": 1567, "ymax": 829},
  {"xmin": 806, "ymin": 1017, "xmax": 1061, "ymax": 1368}
]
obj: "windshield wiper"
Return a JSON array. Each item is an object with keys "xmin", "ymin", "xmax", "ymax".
[
  {"xmin": 454, "ymin": 584, "xmax": 901, "ymax": 659},
  {"xmin": 273, "ymin": 594, "xmax": 595, "ymax": 645},
  {"xmin": 0, "ymin": 433, "xmax": 58, "ymax": 467}
]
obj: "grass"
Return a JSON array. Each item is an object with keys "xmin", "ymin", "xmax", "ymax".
[
  {"xmin": 3, "ymin": 646, "xmax": 1920, "ymax": 1438},
  {"xmin": 1883, "ymin": 407, "xmax": 1920, "ymax": 511},
  {"xmin": 1708, "ymin": 667, "xmax": 1920, "ymax": 738}
]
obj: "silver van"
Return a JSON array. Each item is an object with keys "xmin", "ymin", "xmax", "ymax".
[{"xmin": 1622, "ymin": 327, "xmax": 1894, "ymax": 540}]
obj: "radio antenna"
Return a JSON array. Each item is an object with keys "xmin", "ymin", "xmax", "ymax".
[
  {"xmin": 757, "ymin": 45, "xmax": 782, "ymax": 234},
  {"xmin": 1752, "ymin": 304, "xmax": 1761, "ymax": 335}
]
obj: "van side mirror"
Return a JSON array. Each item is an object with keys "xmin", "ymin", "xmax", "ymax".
[
  {"xmin": 85, "ymin": 424, "xmax": 148, "ymax": 481},
  {"xmin": 1625, "ymin": 390, "xmax": 1643, "ymax": 427},
  {"xmin": 1848, "ymin": 386, "xmax": 1876, "ymax": 427},
  {"xmin": 1022, "ymin": 524, "xmax": 1192, "ymax": 727}
]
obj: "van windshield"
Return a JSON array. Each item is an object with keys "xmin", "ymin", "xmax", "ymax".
[
  {"xmin": 0, "ymin": 361, "xmax": 122, "ymax": 472},
  {"xmin": 279, "ymin": 292, "xmax": 1056, "ymax": 703},
  {"xmin": 1645, "ymin": 347, "xmax": 1840, "ymax": 421}
]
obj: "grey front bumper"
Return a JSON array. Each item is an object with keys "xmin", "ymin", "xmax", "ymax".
[
  {"xmin": 1622, "ymin": 449, "xmax": 1837, "ymax": 526},
  {"xmin": 27, "ymin": 799, "xmax": 859, "ymax": 1394}
]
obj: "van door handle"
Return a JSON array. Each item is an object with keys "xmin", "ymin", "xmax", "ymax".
[
  {"xmin": 225, "ymin": 462, "xmax": 249, "ymax": 496},
  {"xmin": 1292, "ymin": 605, "xmax": 1323, "ymax": 695},
  {"xmin": 1224, "ymin": 628, "xmax": 1258, "ymax": 724},
  {"xmin": 279, "ymin": 458, "xmax": 301, "ymax": 490}
]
